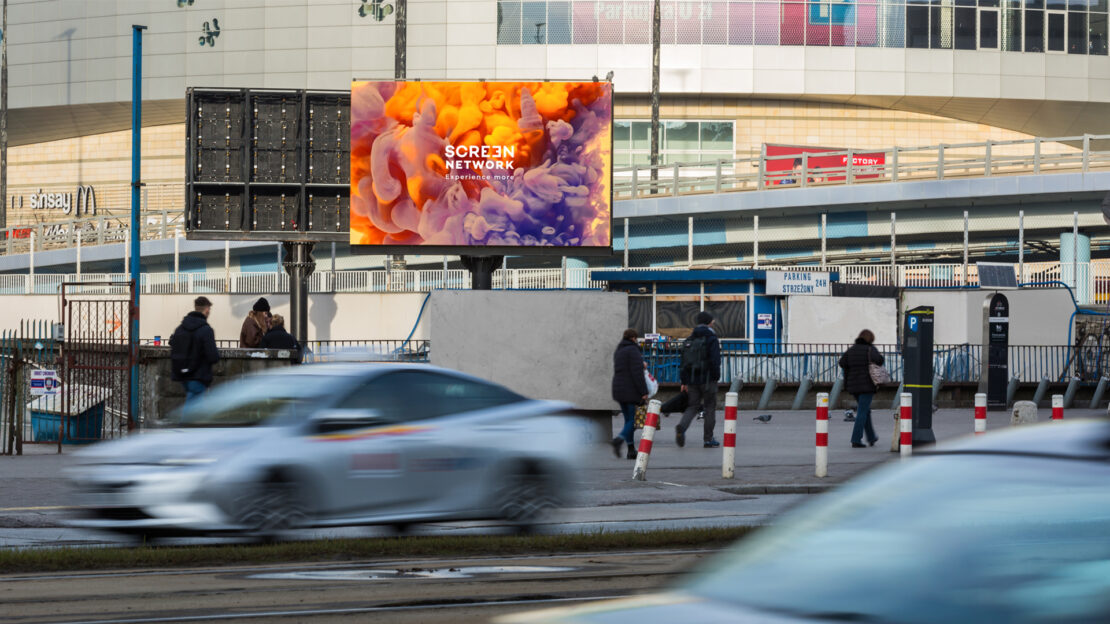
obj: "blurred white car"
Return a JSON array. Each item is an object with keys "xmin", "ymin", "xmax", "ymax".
[
  {"xmin": 67, "ymin": 363, "xmax": 588, "ymax": 536},
  {"xmin": 500, "ymin": 419, "xmax": 1110, "ymax": 624}
]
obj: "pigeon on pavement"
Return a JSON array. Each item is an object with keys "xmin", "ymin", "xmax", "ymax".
[{"xmin": 753, "ymin": 414, "xmax": 773, "ymax": 423}]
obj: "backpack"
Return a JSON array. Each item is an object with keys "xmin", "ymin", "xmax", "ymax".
[
  {"xmin": 680, "ymin": 334, "xmax": 710, "ymax": 381},
  {"xmin": 169, "ymin": 324, "xmax": 199, "ymax": 380}
]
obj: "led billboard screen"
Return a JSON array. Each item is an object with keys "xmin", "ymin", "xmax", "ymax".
[{"xmin": 350, "ymin": 81, "xmax": 613, "ymax": 253}]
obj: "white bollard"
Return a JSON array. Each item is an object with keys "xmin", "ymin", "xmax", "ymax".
[
  {"xmin": 816, "ymin": 392, "xmax": 829, "ymax": 478},
  {"xmin": 722, "ymin": 392, "xmax": 738, "ymax": 479},
  {"xmin": 632, "ymin": 399, "xmax": 662, "ymax": 481},
  {"xmin": 1052, "ymin": 394, "xmax": 1064, "ymax": 420},
  {"xmin": 974, "ymin": 393, "xmax": 986, "ymax": 435},
  {"xmin": 900, "ymin": 392, "xmax": 913, "ymax": 460}
]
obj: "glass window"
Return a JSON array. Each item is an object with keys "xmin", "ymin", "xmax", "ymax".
[
  {"xmin": 701, "ymin": 122, "xmax": 734, "ymax": 151},
  {"xmin": 665, "ymin": 122, "xmax": 700, "ymax": 151},
  {"xmin": 980, "ymin": 0, "xmax": 1001, "ymax": 7},
  {"xmin": 981, "ymin": 8, "xmax": 1001, "ymax": 46},
  {"xmin": 1026, "ymin": 0, "xmax": 1044, "ymax": 10},
  {"xmin": 1068, "ymin": 0, "xmax": 1089, "ymax": 8},
  {"xmin": 1047, "ymin": 0, "xmax": 1068, "ymax": 9},
  {"xmin": 930, "ymin": 6, "xmax": 953, "ymax": 47},
  {"xmin": 955, "ymin": 7, "xmax": 978, "ymax": 47},
  {"xmin": 497, "ymin": 1, "xmax": 522, "ymax": 44},
  {"xmin": 1002, "ymin": 5, "xmax": 1023, "ymax": 49},
  {"xmin": 882, "ymin": 3, "xmax": 907, "ymax": 46},
  {"xmin": 339, "ymin": 371, "xmax": 522, "ymax": 422},
  {"xmin": 729, "ymin": 1, "xmax": 755, "ymax": 44},
  {"xmin": 1091, "ymin": 12, "xmax": 1109, "ymax": 53},
  {"xmin": 176, "ymin": 373, "xmax": 349, "ymax": 427},
  {"xmin": 1025, "ymin": 9, "xmax": 1044, "ymax": 50},
  {"xmin": 907, "ymin": 5, "xmax": 931, "ymax": 47},
  {"xmin": 522, "ymin": 1, "xmax": 546, "ymax": 43},
  {"xmin": 704, "ymin": 297, "xmax": 746, "ymax": 338},
  {"xmin": 1093, "ymin": 0, "xmax": 1108, "ymax": 11},
  {"xmin": 626, "ymin": 1, "xmax": 652, "ymax": 44},
  {"xmin": 704, "ymin": 1, "xmax": 729, "ymax": 43},
  {"xmin": 548, "ymin": 1, "xmax": 572, "ymax": 43},
  {"xmin": 1047, "ymin": 10, "xmax": 1066, "ymax": 49},
  {"xmin": 1069, "ymin": 10, "xmax": 1088, "ymax": 51},
  {"xmin": 631, "ymin": 121, "xmax": 651, "ymax": 150},
  {"xmin": 599, "ymin": 0, "xmax": 623, "ymax": 42},
  {"xmin": 614, "ymin": 121, "xmax": 632, "ymax": 153},
  {"xmin": 573, "ymin": 1, "xmax": 598, "ymax": 43}
]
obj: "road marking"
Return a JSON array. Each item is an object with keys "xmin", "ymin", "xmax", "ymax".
[
  {"xmin": 0, "ymin": 505, "xmax": 72, "ymax": 511},
  {"xmin": 43, "ymin": 595, "xmax": 629, "ymax": 624}
]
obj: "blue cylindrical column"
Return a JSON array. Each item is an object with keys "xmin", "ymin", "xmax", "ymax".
[
  {"xmin": 1060, "ymin": 231, "xmax": 1091, "ymax": 304},
  {"xmin": 130, "ymin": 24, "xmax": 146, "ymax": 431}
]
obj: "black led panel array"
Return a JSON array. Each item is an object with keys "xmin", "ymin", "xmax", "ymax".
[{"xmin": 186, "ymin": 88, "xmax": 350, "ymax": 241}]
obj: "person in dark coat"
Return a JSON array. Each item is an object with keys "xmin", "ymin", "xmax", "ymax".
[
  {"xmin": 169, "ymin": 296, "xmax": 220, "ymax": 403},
  {"xmin": 240, "ymin": 297, "xmax": 271, "ymax": 348},
  {"xmin": 259, "ymin": 314, "xmax": 302, "ymax": 363},
  {"xmin": 839, "ymin": 329, "xmax": 885, "ymax": 448},
  {"xmin": 677, "ymin": 311, "xmax": 722, "ymax": 448},
  {"xmin": 611, "ymin": 328, "xmax": 650, "ymax": 459}
]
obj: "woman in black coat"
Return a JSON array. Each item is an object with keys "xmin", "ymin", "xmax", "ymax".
[
  {"xmin": 839, "ymin": 329, "xmax": 885, "ymax": 448},
  {"xmin": 612, "ymin": 328, "xmax": 650, "ymax": 459}
]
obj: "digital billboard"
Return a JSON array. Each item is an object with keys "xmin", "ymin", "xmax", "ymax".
[{"xmin": 350, "ymin": 81, "xmax": 613, "ymax": 253}]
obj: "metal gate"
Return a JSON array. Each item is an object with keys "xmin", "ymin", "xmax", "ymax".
[
  {"xmin": 59, "ymin": 281, "xmax": 134, "ymax": 445},
  {"xmin": 0, "ymin": 320, "xmax": 60, "ymax": 454}
]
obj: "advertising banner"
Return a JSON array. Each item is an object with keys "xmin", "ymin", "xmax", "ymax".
[
  {"xmin": 764, "ymin": 144, "xmax": 886, "ymax": 185},
  {"xmin": 350, "ymin": 81, "xmax": 613, "ymax": 252}
]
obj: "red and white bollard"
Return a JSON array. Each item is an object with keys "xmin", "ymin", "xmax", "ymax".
[
  {"xmin": 1052, "ymin": 394, "xmax": 1064, "ymax": 420},
  {"xmin": 974, "ymin": 393, "xmax": 987, "ymax": 435},
  {"xmin": 816, "ymin": 392, "xmax": 829, "ymax": 478},
  {"xmin": 633, "ymin": 399, "xmax": 662, "ymax": 481},
  {"xmin": 900, "ymin": 392, "xmax": 913, "ymax": 460},
  {"xmin": 722, "ymin": 392, "xmax": 738, "ymax": 479}
]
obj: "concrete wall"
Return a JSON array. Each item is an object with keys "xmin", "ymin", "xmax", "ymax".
[
  {"xmin": 0, "ymin": 293, "xmax": 429, "ymax": 341},
  {"xmin": 785, "ymin": 295, "xmax": 898, "ymax": 345},
  {"xmin": 428, "ymin": 290, "xmax": 627, "ymax": 411},
  {"xmin": 902, "ymin": 288, "xmax": 1072, "ymax": 345}
]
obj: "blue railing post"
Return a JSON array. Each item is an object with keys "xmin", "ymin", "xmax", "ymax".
[{"xmin": 130, "ymin": 24, "xmax": 146, "ymax": 432}]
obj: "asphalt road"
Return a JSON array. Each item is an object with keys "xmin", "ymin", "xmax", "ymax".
[{"xmin": 0, "ymin": 549, "xmax": 708, "ymax": 624}]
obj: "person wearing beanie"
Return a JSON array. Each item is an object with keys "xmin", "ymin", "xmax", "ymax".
[
  {"xmin": 239, "ymin": 297, "xmax": 271, "ymax": 348},
  {"xmin": 676, "ymin": 310, "xmax": 722, "ymax": 449}
]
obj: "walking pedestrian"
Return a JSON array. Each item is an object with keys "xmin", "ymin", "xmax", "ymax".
[
  {"xmin": 169, "ymin": 296, "xmax": 220, "ymax": 403},
  {"xmin": 839, "ymin": 329, "xmax": 885, "ymax": 448},
  {"xmin": 240, "ymin": 297, "xmax": 271, "ymax": 348},
  {"xmin": 260, "ymin": 313, "xmax": 302, "ymax": 363},
  {"xmin": 676, "ymin": 311, "xmax": 722, "ymax": 448},
  {"xmin": 611, "ymin": 328, "xmax": 649, "ymax": 459}
]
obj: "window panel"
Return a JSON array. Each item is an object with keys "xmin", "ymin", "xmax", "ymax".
[
  {"xmin": 729, "ymin": 1, "xmax": 755, "ymax": 43},
  {"xmin": 1002, "ymin": 4, "xmax": 1023, "ymax": 48},
  {"xmin": 1047, "ymin": 10, "xmax": 1066, "ymax": 50},
  {"xmin": 522, "ymin": 1, "xmax": 547, "ymax": 43},
  {"xmin": 700, "ymin": 122, "xmax": 735, "ymax": 151},
  {"xmin": 1068, "ymin": 0, "xmax": 1089, "ymax": 9},
  {"xmin": 930, "ymin": 6, "xmax": 953, "ymax": 47},
  {"xmin": 1024, "ymin": 9, "xmax": 1044, "ymax": 50},
  {"xmin": 881, "ymin": 2, "xmax": 907, "ymax": 47},
  {"xmin": 782, "ymin": 1, "xmax": 807, "ymax": 44},
  {"xmin": 631, "ymin": 121, "xmax": 651, "ymax": 150},
  {"xmin": 676, "ymin": 1, "xmax": 703, "ymax": 42},
  {"xmin": 907, "ymin": 5, "xmax": 930, "ymax": 47},
  {"xmin": 573, "ymin": 1, "xmax": 599, "ymax": 43},
  {"xmin": 955, "ymin": 6, "xmax": 978, "ymax": 47},
  {"xmin": 1092, "ymin": 0, "xmax": 1108, "ymax": 11},
  {"xmin": 625, "ymin": 1, "xmax": 652, "ymax": 43},
  {"xmin": 661, "ymin": 0, "xmax": 679, "ymax": 43},
  {"xmin": 1091, "ymin": 12, "xmax": 1109, "ymax": 53},
  {"xmin": 549, "ymin": 1, "xmax": 573, "ymax": 43},
  {"xmin": 1046, "ymin": 0, "xmax": 1067, "ymax": 9},
  {"xmin": 980, "ymin": 8, "xmax": 1000, "ymax": 46},
  {"xmin": 1069, "ymin": 10, "xmax": 1087, "ymax": 51},
  {"xmin": 704, "ymin": 1, "xmax": 729, "ymax": 43},
  {"xmin": 497, "ymin": 1, "xmax": 523, "ymax": 44},
  {"xmin": 980, "ymin": 0, "xmax": 1001, "ymax": 7},
  {"xmin": 614, "ymin": 121, "xmax": 632, "ymax": 153},
  {"xmin": 664, "ymin": 121, "xmax": 700, "ymax": 151},
  {"xmin": 1026, "ymin": 0, "xmax": 1044, "ymax": 10},
  {"xmin": 755, "ymin": 2, "xmax": 781, "ymax": 44}
]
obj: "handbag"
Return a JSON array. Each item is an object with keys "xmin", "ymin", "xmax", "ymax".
[
  {"xmin": 634, "ymin": 404, "xmax": 648, "ymax": 429},
  {"xmin": 869, "ymin": 363, "xmax": 892, "ymax": 385}
]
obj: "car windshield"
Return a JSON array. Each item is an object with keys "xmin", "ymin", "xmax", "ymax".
[
  {"xmin": 685, "ymin": 454, "xmax": 1110, "ymax": 624},
  {"xmin": 174, "ymin": 373, "xmax": 345, "ymax": 427}
]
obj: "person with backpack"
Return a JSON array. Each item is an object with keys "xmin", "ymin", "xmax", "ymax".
[
  {"xmin": 839, "ymin": 329, "xmax": 885, "ymax": 448},
  {"xmin": 676, "ymin": 311, "xmax": 722, "ymax": 448},
  {"xmin": 170, "ymin": 296, "xmax": 220, "ymax": 402},
  {"xmin": 611, "ymin": 328, "xmax": 650, "ymax": 460}
]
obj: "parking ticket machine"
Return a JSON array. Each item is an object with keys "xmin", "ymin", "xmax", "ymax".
[{"xmin": 903, "ymin": 306, "xmax": 936, "ymax": 445}]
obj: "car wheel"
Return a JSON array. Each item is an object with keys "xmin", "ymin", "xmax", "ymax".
[
  {"xmin": 234, "ymin": 472, "xmax": 309, "ymax": 535},
  {"xmin": 495, "ymin": 464, "xmax": 557, "ymax": 532}
]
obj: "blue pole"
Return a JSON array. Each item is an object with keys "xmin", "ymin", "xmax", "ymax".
[{"xmin": 130, "ymin": 24, "xmax": 145, "ymax": 431}]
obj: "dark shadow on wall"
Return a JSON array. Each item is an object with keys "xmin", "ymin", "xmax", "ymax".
[{"xmin": 310, "ymin": 294, "xmax": 338, "ymax": 341}]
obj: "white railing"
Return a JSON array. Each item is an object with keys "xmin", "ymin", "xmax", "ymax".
[{"xmin": 2, "ymin": 262, "xmax": 1103, "ymax": 301}]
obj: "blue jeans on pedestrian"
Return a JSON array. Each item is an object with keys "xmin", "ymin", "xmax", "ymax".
[
  {"xmin": 850, "ymin": 392, "xmax": 877, "ymax": 445},
  {"xmin": 618, "ymin": 402, "xmax": 638, "ymax": 448},
  {"xmin": 183, "ymin": 380, "xmax": 208, "ymax": 403}
]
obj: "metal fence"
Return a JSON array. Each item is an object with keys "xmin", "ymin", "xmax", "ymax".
[
  {"xmin": 642, "ymin": 343, "xmax": 1080, "ymax": 385},
  {"xmin": 1, "ymin": 320, "xmax": 61, "ymax": 454}
]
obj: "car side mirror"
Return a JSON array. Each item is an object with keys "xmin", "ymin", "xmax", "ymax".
[{"xmin": 309, "ymin": 408, "xmax": 386, "ymax": 434}]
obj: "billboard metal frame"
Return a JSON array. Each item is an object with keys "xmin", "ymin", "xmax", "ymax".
[{"xmin": 348, "ymin": 79, "xmax": 615, "ymax": 258}]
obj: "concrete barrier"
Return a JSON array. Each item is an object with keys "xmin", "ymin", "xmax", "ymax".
[{"xmin": 1012, "ymin": 400, "xmax": 1038, "ymax": 425}]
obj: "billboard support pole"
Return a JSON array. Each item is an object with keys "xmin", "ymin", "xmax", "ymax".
[
  {"xmin": 460, "ymin": 255, "xmax": 503, "ymax": 291},
  {"xmin": 130, "ymin": 24, "xmax": 146, "ymax": 432},
  {"xmin": 1, "ymin": 0, "xmax": 7, "ymax": 231},
  {"xmin": 389, "ymin": 0, "xmax": 407, "ymax": 273},
  {"xmin": 283, "ymin": 242, "xmax": 316, "ymax": 344},
  {"xmin": 649, "ymin": 0, "xmax": 660, "ymax": 194}
]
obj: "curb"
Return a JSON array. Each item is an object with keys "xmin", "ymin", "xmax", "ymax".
[{"xmin": 718, "ymin": 484, "xmax": 834, "ymax": 495}]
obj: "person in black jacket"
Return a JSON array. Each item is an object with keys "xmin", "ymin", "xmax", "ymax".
[
  {"xmin": 677, "ymin": 311, "xmax": 722, "ymax": 448},
  {"xmin": 839, "ymin": 329, "xmax": 885, "ymax": 448},
  {"xmin": 611, "ymin": 328, "xmax": 649, "ymax": 459},
  {"xmin": 169, "ymin": 296, "xmax": 220, "ymax": 403},
  {"xmin": 259, "ymin": 314, "xmax": 302, "ymax": 363}
]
